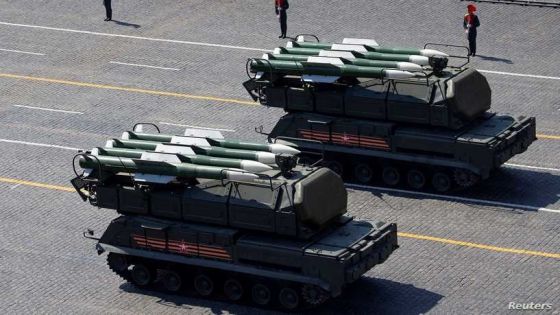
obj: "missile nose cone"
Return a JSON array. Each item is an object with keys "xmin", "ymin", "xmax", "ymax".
[
  {"xmin": 408, "ymin": 55, "xmax": 430, "ymax": 65},
  {"xmin": 419, "ymin": 49, "xmax": 449, "ymax": 57},
  {"xmin": 240, "ymin": 160, "xmax": 274, "ymax": 173},
  {"xmin": 396, "ymin": 62, "xmax": 423, "ymax": 72},
  {"xmin": 255, "ymin": 152, "xmax": 277, "ymax": 164},
  {"xmin": 225, "ymin": 171, "xmax": 259, "ymax": 181},
  {"xmin": 268, "ymin": 143, "xmax": 301, "ymax": 155},
  {"xmin": 384, "ymin": 69, "xmax": 415, "ymax": 79}
]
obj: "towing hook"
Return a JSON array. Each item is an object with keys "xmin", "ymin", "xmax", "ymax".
[{"xmin": 83, "ymin": 228, "xmax": 100, "ymax": 241}]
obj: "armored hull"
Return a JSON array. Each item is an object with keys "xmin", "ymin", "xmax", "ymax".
[
  {"xmin": 268, "ymin": 111, "xmax": 535, "ymax": 191},
  {"xmin": 98, "ymin": 214, "xmax": 397, "ymax": 309}
]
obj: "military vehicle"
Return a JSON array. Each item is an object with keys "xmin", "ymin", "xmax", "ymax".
[
  {"xmin": 243, "ymin": 37, "xmax": 536, "ymax": 192},
  {"xmin": 72, "ymin": 124, "xmax": 398, "ymax": 310}
]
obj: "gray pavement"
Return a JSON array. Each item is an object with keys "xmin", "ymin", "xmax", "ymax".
[{"xmin": 0, "ymin": 0, "xmax": 559, "ymax": 314}]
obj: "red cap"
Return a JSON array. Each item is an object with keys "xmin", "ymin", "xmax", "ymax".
[{"xmin": 467, "ymin": 4, "xmax": 477, "ymax": 13}]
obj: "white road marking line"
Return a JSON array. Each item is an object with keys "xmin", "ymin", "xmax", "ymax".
[
  {"xmin": 505, "ymin": 163, "xmax": 560, "ymax": 173},
  {"xmin": 13, "ymin": 105, "xmax": 83, "ymax": 115},
  {"xmin": 0, "ymin": 21, "xmax": 267, "ymax": 52},
  {"xmin": 10, "ymin": 183, "xmax": 21, "ymax": 190},
  {"xmin": 0, "ymin": 48, "xmax": 45, "ymax": 56},
  {"xmin": 0, "ymin": 138, "xmax": 80, "ymax": 151},
  {"xmin": 159, "ymin": 121, "xmax": 236, "ymax": 132},
  {"xmin": 346, "ymin": 184, "xmax": 560, "ymax": 214},
  {"xmin": 109, "ymin": 61, "xmax": 181, "ymax": 71},
  {"xmin": 2, "ymin": 22, "xmax": 559, "ymax": 81},
  {"xmin": 479, "ymin": 69, "xmax": 560, "ymax": 81}
]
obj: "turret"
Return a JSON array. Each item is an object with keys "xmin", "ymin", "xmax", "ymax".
[
  {"xmin": 243, "ymin": 36, "xmax": 491, "ymax": 130},
  {"xmin": 72, "ymin": 124, "xmax": 347, "ymax": 240}
]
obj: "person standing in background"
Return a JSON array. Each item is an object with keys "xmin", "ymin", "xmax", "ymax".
[
  {"xmin": 275, "ymin": 0, "xmax": 289, "ymax": 39},
  {"xmin": 104, "ymin": 0, "xmax": 112, "ymax": 21},
  {"xmin": 463, "ymin": 4, "xmax": 480, "ymax": 56}
]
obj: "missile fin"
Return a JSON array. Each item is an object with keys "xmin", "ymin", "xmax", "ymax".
[
  {"xmin": 306, "ymin": 56, "xmax": 345, "ymax": 65},
  {"xmin": 140, "ymin": 152, "xmax": 182, "ymax": 164},
  {"xmin": 105, "ymin": 140, "xmax": 115, "ymax": 148},
  {"xmin": 155, "ymin": 144, "xmax": 195, "ymax": 156},
  {"xmin": 318, "ymin": 50, "xmax": 356, "ymax": 59},
  {"xmin": 331, "ymin": 44, "xmax": 368, "ymax": 53},
  {"xmin": 184, "ymin": 128, "xmax": 224, "ymax": 139},
  {"xmin": 171, "ymin": 136, "xmax": 211, "ymax": 147},
  {"xmin": 342, "ymin": 38, "xmax": 379, "ymax": 47}
]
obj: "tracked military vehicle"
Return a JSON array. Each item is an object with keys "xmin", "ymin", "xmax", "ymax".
[
  {"xmin": 72, "ymin": 124, "xmax": 398, "ymax": 310},
  {"xmin": 243, "ymin": 36, "xmax": 536, "ymax": 192}
]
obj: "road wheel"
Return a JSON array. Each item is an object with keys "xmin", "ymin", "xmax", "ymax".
[
  {"xmin": 223, "ymin": 278, "xmax": 244, "ymax": 302},
  {"xmin": 162, "ymin": 270, "xmax": 182, "ymax": 292},
  {"xmin": 382, "ymin": 166, "xmax": 400, "ymax": 186},
  {"xmin": 130, "ymin": 264, "xmax": 154, "ymax": 287},
  {"xmin": 453, "ymin": 169, "xmax": 479, "ymax": 188},
  {"xmin": 353, "ymin": 163, "xmax": 374, "ymax": 184},
  {"xmin": 407, "ymin": 169, "xmax": 426, "ymax": 190},
  {"xmin": 251, "ymin": 283, "xmax": 272, "ymax": 306},
  {"xmin": 432, "ymin": 172, "xmax": 452, "ymax": 193},
  {"xmin": 326, "ymin": 160, "xmax": 344, "ymax": 176},
  {"xmin": 301, "ymin": 284, "xmax": 328, "ymax": 306},
  {"xmin": 194, "ymin": 274, "xmax": 214, "ymax": 297},
  {"xmin": 278, "ymin": 287, "xmax": 300, "ymax": 310}
]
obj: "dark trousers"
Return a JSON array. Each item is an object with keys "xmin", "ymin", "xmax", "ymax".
[
  {"xmin": 468, "ymin": 32, "xmax": 477, "ymax": 55},
  {"xmin": 279, "ymin": 10, "xmax": 287, "ymax": 36},
  {"xmin": 104, "ymin": 0, "xmax": 112, "ymax": 19}
]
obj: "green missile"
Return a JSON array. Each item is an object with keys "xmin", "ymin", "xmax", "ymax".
[
  {"xmin": 107, "ymin": 139, "xmax": 278, "ymax": 164},
  {"xmin": 122, "ymin": 131, "xmax": 300, "ymax": 155},
  {"xmin": 249, "ymin": 59, "xmax": 415, "ymax": 80},
  {"xmin": 263, "ymin": 52, "xmax": 423, "ymax": 72},
  {"xmin": 287, "ymin": 41, "xmax": 448, "ymax": 57},
  {"xmin": 274, "ymin": 47, "xmax": 430, "ymax": 65},
  {"xmin": 79, "ymin": 154, "xmax": 259, "ymax": 182},
  {"xmin": 206, "ymin": 138, "xmax": 300, "ymax": 154},
  {"xmin": 92, "ymin": 147, "xmax": 273, "ymax": 173}
]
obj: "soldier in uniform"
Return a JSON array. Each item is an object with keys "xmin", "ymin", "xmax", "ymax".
[
  {"xmin": 275, "ymin": 0, "xmax": 289, "ymax": 39},
  {"xmin": 104, "ymin": 0, "xmax": 112, "ymax": 21},
  {"xmin": 463, "ymin": 4, "xmax": 480, "ymax": 56}
]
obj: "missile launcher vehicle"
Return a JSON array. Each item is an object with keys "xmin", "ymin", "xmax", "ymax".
[
  {"xmin": 243, "ymin": 37, "xmax": 536, "ymax": 192},
  {"xmin": 72, "ymin": 124, "xmax": 398, "ymax": 310}
]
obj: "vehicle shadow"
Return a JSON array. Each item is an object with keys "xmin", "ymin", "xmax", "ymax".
[
  {"xmin": 311, "ymin": 277, "xmax": 443, "ymax": 315},
  {"xmin": 473, "ymin": 54, "xmax": 513, "ymax": 64},
  {"xmin": 451, "ymin": 166, "xmax": 560, "ymax": 211},
  {"xmin": 111, "ymin": 20, "xmax": 141, "ymax": 28},
  {"xmin": 119, "ymin": 277, "xmax": 442, "ymax": 314},
  {"xmin": 354, "ymin": 166, "xmax": 560, "ymax": 212}
]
